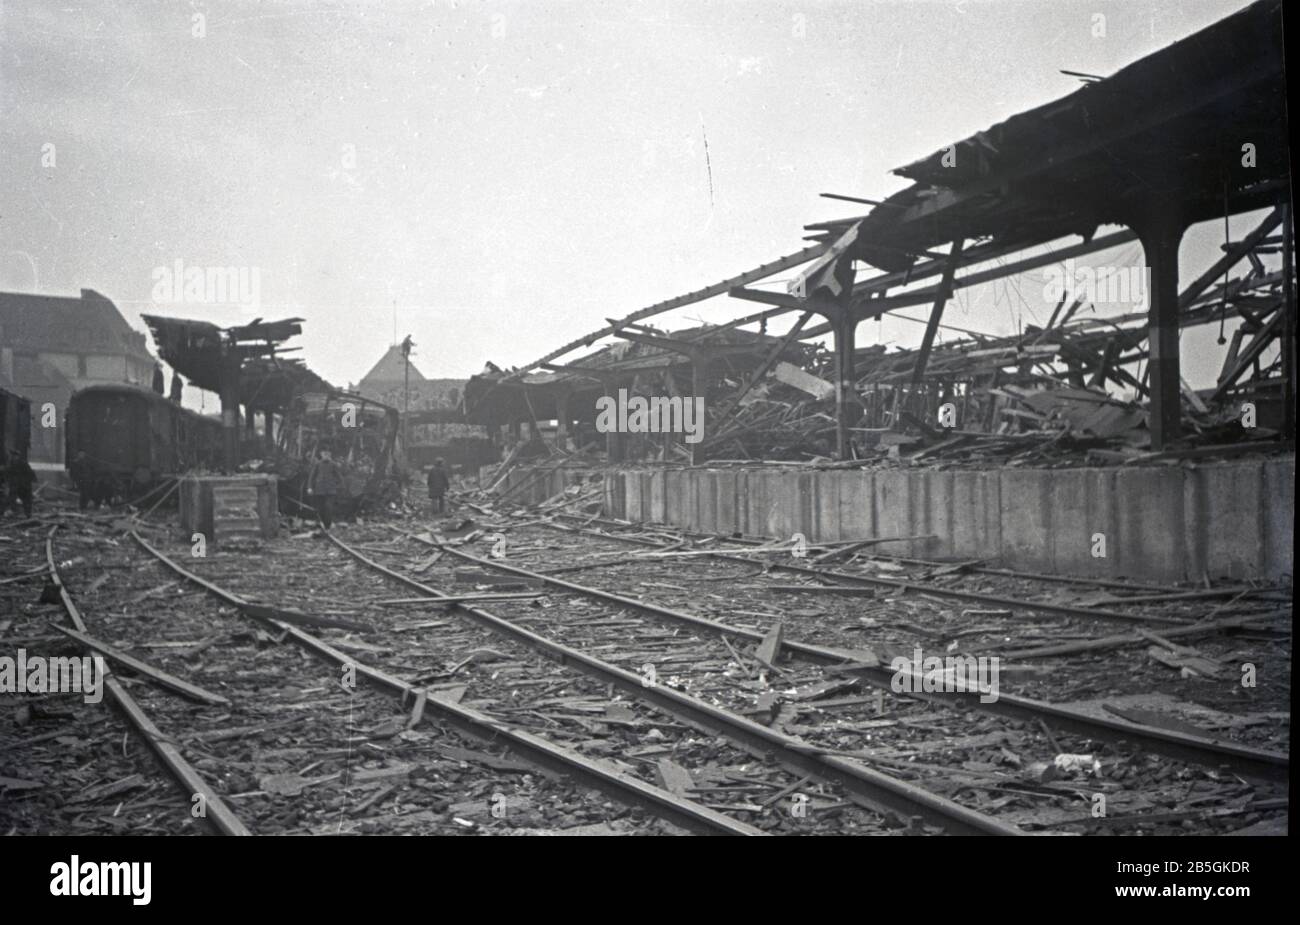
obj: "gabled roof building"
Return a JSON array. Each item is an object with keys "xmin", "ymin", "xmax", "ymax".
[{"xmin": 0, "ymin": 288, "xmax": 157, "ymax": 461}]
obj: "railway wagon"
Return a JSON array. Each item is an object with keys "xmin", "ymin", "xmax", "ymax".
[
  {"xmin": 65, "ymin": 384, "xmax": 223, "ymax": 497},
  {"xmin": 0, "ymin": 385, "xmax": 32, "ymax": 464}
]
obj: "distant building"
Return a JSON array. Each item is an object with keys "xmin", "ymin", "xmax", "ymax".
[
  {"xmin": 351, "ymin": 344, "xmax": 489, "ymax": 469},
  {"xmin": 0, "ymin": 289, "xmax": 157, "ymax": 462},
  {"xmin": 351, "ymin": 343, "xmax": 464, "ymax": 412}
]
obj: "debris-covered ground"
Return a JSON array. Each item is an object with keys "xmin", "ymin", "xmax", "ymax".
[{"xmin": 3, "ymin": 481, "xmax": 1288, "ymax": 836}]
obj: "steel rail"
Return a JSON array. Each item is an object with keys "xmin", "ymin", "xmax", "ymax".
[
  {"xmin": 535, "ymin": 514, "xmax": 1189, "ymax": 626},
  {"xmin": 416, "ymin": 536, "xmax": 880, "ymax": 664},
  {"xmin": 497, "ymin": 518, "xmax": 1290, "ymax": 782},
  {"xmin": 336, "ymin": 533, "xmax": 1024, "ymax": 835},
  {"xmin": 45, "ymin": 531, "xmax": 251, "ymax": 836},
  {"xmin": 546, "ymin": 512, "xmax": 1219, "ymax": 595},
  {"xmin": 129, "ymin": 532, "xmax": 764, "ymax": 836}
]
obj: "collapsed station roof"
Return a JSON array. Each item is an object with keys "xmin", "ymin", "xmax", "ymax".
[
  {"xmin": 464, "ymin": 323, "xmax": 810, "ymax": 423},
  {"xmin": 832, "ymin": 0, "xmax": 1288, "ymax": 276},
  {"xmin": 142, "ymin": 314, "xmax": 331, "ymax": 412}
]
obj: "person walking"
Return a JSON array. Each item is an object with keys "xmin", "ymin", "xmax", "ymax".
[
  {"xmin": 426, "ymin": 457, "xmax": 450, "ymax": 514},
  {"xmin": 306, "ymin": 448, "xmax": 344, "ymax": 530}
]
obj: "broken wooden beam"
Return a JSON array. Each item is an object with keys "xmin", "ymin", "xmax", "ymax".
[
  {"xmin": 240, "ymin": 602, "xmax": 369, "ymax": 632},
  {"xmin": 372, "ymin": 592, "xmax": 543, "ymax": 606},
  {"xmin": 755, "ymin": 621, "xmax": 784, "ymax": 668},
  {"xmin": 1082, "ymin": 586, "xmax": 1266, "ymax": 606},
  {"xmin": 1000, "ymin": 611, "xmax": 1287, "ymax": 659},
  {"xmin": 51, "ymin": 624, "xmax": 230, "ymax": 707}
]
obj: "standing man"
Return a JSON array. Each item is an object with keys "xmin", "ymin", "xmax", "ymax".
[
  {"xmin": 69, "ymin": 451, "xmax": 95, "ymax": 510},
  {"xmin": 5, "ymin": 451, "xmax": 36, "ymax": 518},
  {"xmin": 306, "ymin": 448, "xmax": 343, "ymax": 530},
  {"xmin": 426, "ymin": 457, "xmax": 450, "ymax": 514}
]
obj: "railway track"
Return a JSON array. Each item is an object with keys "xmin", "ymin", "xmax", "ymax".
[
  {"xmin": 413, "ymin": 518, "xmax": 1288, "ymax": 769},
  {"xmin": 352, "ymin": 502, "xmax": 1289, "ymax": 830},
  {"xmin": 320, "ymin": 528, "xmax": 1024, "ymax": 834},
  {"xmin": 2, "ymin": 520, "xmax": 214, "ymax": 835},
  {"xmin": 531, "ymin": 511, "xmax": 1291, "ymax": 718},
  {"xmin": 310, "ymin": 513, "xmax": 1282, "ymax": 833},
  {"xmin": 129, "ymin": 530, "xmax": 921, "ymax": 835},
  {"xmin": 10, "ymin": 514, "xmax": 761, "ymax": 836},
  {"xmin": 8, "ymin": 497, "xmax": 1286, "ymax": 835},
  {"xmin": 47, "ymin": 523, "xmax": 656, "ymax": 836},
  {"xmin": 42, "ymin": 531, "xmax": 250, "ymax": 836},
  {"xmin": 537, "ymin": 511, "xmax": 1289, "ymax": 627},
  {"xmin": 125, "ymin": 531, "xmax": 793, "ymax": 835}
]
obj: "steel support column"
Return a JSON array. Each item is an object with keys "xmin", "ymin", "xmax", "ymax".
[
  {"xmin": 833, "ymin": 309, "xmax": 857, "ymax": 459},
  {"xmin": 219, "ymin": 354, "xmax": 241, "ymax": 471},
  {"xmin": 909, "ymin": 238, "xmax": 965, "ymax": 418},
  {"xmin": 1136, "ymin": 212, "xmax": 1186, "ymax": 450},
  {"xmin": 1282, "ymin": 204, "xmax": 1295, "ymax": 440},
  {"xmin": 554, "ymin": 387, "xmax": 571, "ymax": 450}
]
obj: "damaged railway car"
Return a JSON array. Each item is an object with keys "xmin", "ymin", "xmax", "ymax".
[
  {"xmin": 274, "ymin": 389, "xmax": 401, "ymax": 519},
  {"xmin": 0, "ymin": 385, "xmax": 31, "ymax": 465},
  {"xmin": 64, "ymin": 384, "xmax": 223, "ymax": 499}
]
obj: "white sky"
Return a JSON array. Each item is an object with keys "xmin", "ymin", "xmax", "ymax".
[{"xmin": 0, "ymin": 0, "xmax": 1268, "ymax": 403}]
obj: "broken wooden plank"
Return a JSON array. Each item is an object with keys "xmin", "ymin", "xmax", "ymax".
[
  {"xmin": 51, "ymin": 624, "xmax": 230, "ymax": 706},
  {"xmin": 372, "ymin": 592, "xmax": 542, "ymax": 605},
  {"xmin": 0, "ymin": 567, "xmax": 48, "ymax": 587},
  {"xmin": 434, "ymin": 744, "xmax": 539, "ymax": 773},
  {"xmin": 754, "ymin": 621, "xmax": 784, "ymax": 668},
  {"xmin": 407, "ymin": 690, "xmax": 427, "ymax": 729},
  {"xmin": 0, "ymin": 775, "xmax": 45, "ymax": 792},
  {"xmin": 1001, "ymin": 611, "xmax": 1285, "ymax": 659},
  {"xmin": 187, "ymin": 718, "xmax": 302, "ymax": 743},
  {"xmin": 811, "ymin": 534, "xmax": 938, "ymax": 563},
  {"xmin": 1146, "ymin": 645, "xmax": 1223, "ymax": 678},
  {"xmin": 70, "ymin": 773, "xmax": 147, "ymax": 803},
  {"xmin": 792, "ymin": 678, "xmax": 860, "ymax": 701},
  {"xmin": 409, "ymin": 551, "xmax": 443, "ymax": 573},
  {"xmin": 240, "ymin": 602, "xmax": 369, "ymax": 632},
  {"xmin": 654, "ymin": 758, "xmax": 695, "ymax": 796},
  {"xmin": 1082, "ymin": 586, "xmax": 1263, "ymax": 607},
  {"xmin": 349, "ymin": 785, "xmax": 398, "ymax": 816},
  {"xmin": 1102, "ymin": 703, "xmax": 1212, "ymax": 736}
]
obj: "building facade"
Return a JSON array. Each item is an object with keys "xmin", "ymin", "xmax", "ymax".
[
  {"xmin": 351, "ymin": 344, "xmax": 492, "ymax": 469},
  {"xmin": 0, "ymin": 289, "xmax": 157, "ymax": 462}
]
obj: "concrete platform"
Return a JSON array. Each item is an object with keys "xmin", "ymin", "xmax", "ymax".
[{"xmin": 500, "ymin": 456, "xmax": 1294, "ymax": 583}]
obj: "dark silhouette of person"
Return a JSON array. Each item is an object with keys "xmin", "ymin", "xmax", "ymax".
[
  {"xmin": 4, "ymin": 452, "xmax": 36, "ymax": 518},
  {"xmin": 426, "ymin": 458, "xmax": 450, "ymax": 514},
  {"xmin": 69, "ymin": 451, "xmax": 98, "ymax": 510},
  {"xmin": 307, "ymin": 448, "xmax": 343, "ymax": 530}
]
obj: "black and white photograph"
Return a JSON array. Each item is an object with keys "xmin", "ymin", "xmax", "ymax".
[{"xmin": 0, "ymin": 0, "xmax": 1292, "ymax": 893}]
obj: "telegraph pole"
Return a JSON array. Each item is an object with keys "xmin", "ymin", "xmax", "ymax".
[{"xmin": 400, "ymin": 334, "xmax": 414, "ymax": 459}]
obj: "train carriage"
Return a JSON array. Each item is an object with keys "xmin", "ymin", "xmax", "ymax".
[
  {"xmin": 0, "ymin": 385, "xmax": 32, "ymax": 465},
  {"xmin": 65, "ymin": 384, "xmax": 223, "ymax": 497}
]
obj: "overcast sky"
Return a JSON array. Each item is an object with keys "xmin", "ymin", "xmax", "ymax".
[{"xmin": 1, "ymin": 0, "xmax": 1263, "ymax": 400}]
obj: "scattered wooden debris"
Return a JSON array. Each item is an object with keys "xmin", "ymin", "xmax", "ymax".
[{"xmin": 1140, "ymin": 629, "xmax": 1225, "ymax": 678}]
